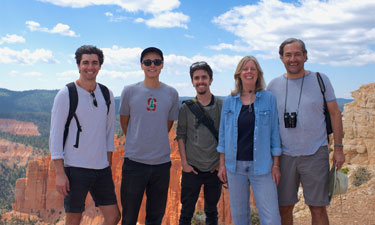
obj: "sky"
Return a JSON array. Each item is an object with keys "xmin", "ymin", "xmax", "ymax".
[{"xmin": 1, "ymin": 0, "xmax": 374, "ymax": 99}]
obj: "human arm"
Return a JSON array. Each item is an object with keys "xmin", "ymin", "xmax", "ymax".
[
  {"xmin": 53, "ymin": 159, "xmax": 69, "ymax": 196},
  {"xmin": 177, "ymin": 138, "xmax": 198, "ymax": 174},
  {"xmin": 107, "ymin": 152, "xmax": 113, "ymax": 167},
  {"xmin": 120, "ymin": 115, "xmax": 130, "ymax": 137},
  {"xmin": 217, "ymin": 153, "xmax": 227, "ymax": 183},
  {"xmin": 167, "ymin": 120, "xmax": 174, "ymax": 132},
  {"xmin": 327, "ymin": 100, "xmax": 345, "ymax": 169},
  {"xmin": 271, "ymin": 156, "xmax": 281, "ymax": 185},
  {"xmin": 106, "ymin": 90, "xmax": 116, "ymax": 156}
]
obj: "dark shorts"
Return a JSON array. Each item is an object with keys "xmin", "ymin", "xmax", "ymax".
[
  {"xmin": 278, "ymin": 146, "xmax": 330, "ymax": 207},
  {"xmin": 64, "ymin": 166, "xmax": 117, "ymax": 213}
]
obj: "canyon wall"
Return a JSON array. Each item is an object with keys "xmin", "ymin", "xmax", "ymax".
[
  {"xmin": 8, "ymin": 130, "xmax": 237, "ymax": 225},
  {"xmin": 0, "ymin": 119, "xmax": 40, "ymax": 136},
  {"xmin": 0, "ymin": 138, "xmax": 38, "ymax": 167},
  {"xmin": 342, "ymin": 83, "xmax": 375, "ymax": 165}
]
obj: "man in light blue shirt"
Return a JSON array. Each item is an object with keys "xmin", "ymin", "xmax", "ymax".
[{"xmin": 267, "ymin": 38, "xmax": 345, "ymax": 225}]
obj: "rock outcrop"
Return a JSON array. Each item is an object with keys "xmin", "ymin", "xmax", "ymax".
[
  {"xmin": 8, "ymin": 129, "xmax": 238, "ymax": 225},
  {"xmin": 0, "ymin": 119, "xmax": 40, "ymax": 136},
  {"xmin": 342, "ymin": 83, "xmax": 375, "ymax": 165},
  {"xmin": 0, "ymin": 139, "xmax": 38, "ymax": 167}
]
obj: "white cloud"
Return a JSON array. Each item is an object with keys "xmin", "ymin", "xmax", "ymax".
[
  {"xmin": 102, "ymin": 45, "xmax": 142, "ymax": 69},
  {"xmin": 38, "ymin": 0, "xmax": 189, "ymax": 29},
  {"xmin": 0, "ymin": 47, "xmax": 58, "ymax": 65},
  {"xmin": 0, "ymin": 34, "xmax": 26, "ymax": 45},
  {"xmin": 38, "ymin": 0, "xmax": 180, "ymax": 14},
  {"xmin": 135, "ymin": 11, "xmax": 189, "ymax": 29},
  {"xmin": 100, "ymin": 70, "xmax": 143, "ymax": 79},
  {"xmin": 26, "ymin": 21, "xmax": 79, "ymax": 37},
  {"xmin": 10, "ymin": 70, "xmax": 42, "ymax": 77},
  {"xmin": 105, "ymin": 12, "xmax": 128, "ymax": 22},
  {"xmin": 212, "ymin": 0, "xmax": 375, "ymax": 66},
  {"xmin": 163, "ymin": 53, "xmax": 242, "ymax": 76}
]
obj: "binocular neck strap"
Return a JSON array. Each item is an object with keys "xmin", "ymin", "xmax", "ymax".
[{"xmin": 284, "ymin": 74, "xmax": 306, "ymax": 114}]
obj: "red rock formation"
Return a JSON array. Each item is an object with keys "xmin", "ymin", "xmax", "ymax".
[
  {"xmin": 0, "ymin": 119, "xmax": 40, "ymax": 136},
  {"xmin": 10, "ymin": 129, "xmax": 255, "ymax": 224},
  {"xmin": 0, "ymin": 138, "xmax": 38, "ymax": 167}
]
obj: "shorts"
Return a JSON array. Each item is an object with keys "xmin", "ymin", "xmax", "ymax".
[
  {"xmin": 64, "ymin": 166, "xmax": 117, "ymax": 213},
  {"xmin": 278, "ymin": 146, "xmax": 329, "ymax": 206}
]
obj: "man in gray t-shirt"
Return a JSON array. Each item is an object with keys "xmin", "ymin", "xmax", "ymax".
[
  {"xmin": 267, "ymin": 38, "xmax": 345, "ymax": 225},
  {"xmin": 176, "ymin": 62, "xmax": 222, "ymax": 225},
  {"xmin": 119, "ymin": 47, "xmax": 179, "ymax": 225}
]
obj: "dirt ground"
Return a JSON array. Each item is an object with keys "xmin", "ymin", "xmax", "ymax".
[{"xmin": 293, "ymin": 165, "xmax": 375, "ymax": 225}]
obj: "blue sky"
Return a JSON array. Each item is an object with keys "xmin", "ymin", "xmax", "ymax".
[{"xmin": 1, "ymin": 0, "xmax": 374, "ymax": 98}]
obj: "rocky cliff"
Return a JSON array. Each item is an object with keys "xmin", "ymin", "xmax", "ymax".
[
  {"xmin": 342, "ymin": 83, "xmax": 375, "ymax": 165},
  {"xmin": 0, "ymin": 119, "xmax": 40, "ymax": 136},
  {"xmin": 0, "ymin": 138, "xmax": 38, "ymax": 167},
  {"xmin": 7, "ymin": 129, "xmax": 237, "ymax": 225}
]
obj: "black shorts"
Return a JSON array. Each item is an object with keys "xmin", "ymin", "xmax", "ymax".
[{"xmin": 64, "ymin": 166, "xmax": 117, "ymax": 213}]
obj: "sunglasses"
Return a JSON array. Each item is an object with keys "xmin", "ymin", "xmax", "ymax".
[
  {"xmin": 90, "ymin": 91, "xmax": 98, "ymax": 107},
  {"xmin": 142, "ymin": 59, "xmax": 163, "ymax": 66}
]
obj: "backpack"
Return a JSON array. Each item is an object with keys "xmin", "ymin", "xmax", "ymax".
[{"xmin": 62, "ymin": 82, "xmax": 111, "ymax": 149}]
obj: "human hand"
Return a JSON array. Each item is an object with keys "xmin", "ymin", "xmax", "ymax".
[
  {"xmin": 217, "ymin": 164, "xmax": 227, "ymax": 184},
  {"xmin": 272, "ymin": 165, "xmax": 281, "ymax": 186},
  {"xmin": 333, "ymin": 147, "xmax": 345, "ymax": 169},
  {"xmin": 55, "ymin": 172, "xmax": 70, "ymax": 196}
]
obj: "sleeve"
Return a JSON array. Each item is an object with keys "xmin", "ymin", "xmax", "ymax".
[
  {"xmin": 321, "ymin": 73, "xmax": 336, "ymax": 102},
  {"xmin": 49, "ymin": 87, "xmax": 69, "ymax": 160},
  {"xmin": 217, "ymin": 96, "xmax": 229, "ymax": 154},
  {"xmin": 176, "ymin": 104, "xmax": 187, "ymax": 140},
  {"xmin": 168, "ymin": 88, "xmax": 179, "ymax": 121},
  {"xmin": 119, "ymin": 85, "xmax": 131, "ymax": 116},
  {"xmin": 106, "ymin": 90, "xmax": 115, "ymax": 152},
  {"xmin": 269, "ymin": 93, "xmax": 282, "ymax": 156}
]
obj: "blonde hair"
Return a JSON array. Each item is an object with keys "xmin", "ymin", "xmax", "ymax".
[{"xmin": 231, "ymin": 56, "xmax": 265, "ymax": 96}]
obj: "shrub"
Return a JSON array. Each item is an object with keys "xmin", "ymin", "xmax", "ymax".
[
  {"xmin": 339, "ymin": 167, "xmax": 349, "ymax": 175},
  {"xmin": 192, "ymin": 211, "xmax": 205, "ymax": 225},
  {"xmin": 250, "ymin": 208, "xmax": 260, "ymax": 225},
  {"xmin": 352, "ymin": 167, "xmax": 371, "ymax": 187}
]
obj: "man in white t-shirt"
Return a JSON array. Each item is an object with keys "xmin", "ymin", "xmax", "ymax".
[{"xmin": 49, "ymin": 45, "xmax": 120, "ymax": 225}]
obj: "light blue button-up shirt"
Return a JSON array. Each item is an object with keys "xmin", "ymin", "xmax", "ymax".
[{"xmin": 217, "ymin": 90, "xmax": 281, "ymax": 175}]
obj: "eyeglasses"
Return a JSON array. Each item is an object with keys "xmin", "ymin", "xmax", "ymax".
[
  {"xmin": 90, "ymin": 91, "xmax": 98, "ymax": 107},
  {"xmin": 142, "ymin": 59, "xmax": 163, "ymax": 66},
  {"xmin": 190, "ymin": 61, "xmax": 208, "ymax": 70}
]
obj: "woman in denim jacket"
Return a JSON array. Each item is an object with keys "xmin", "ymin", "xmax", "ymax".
[{"xmin": 217, "ymin": 56, "xmax": 281, "ymax": 225}]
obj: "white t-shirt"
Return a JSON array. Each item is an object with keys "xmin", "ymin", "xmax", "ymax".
[{"xmin": 49, "ymin": 82, "xmax": 115, "ymax": 169}]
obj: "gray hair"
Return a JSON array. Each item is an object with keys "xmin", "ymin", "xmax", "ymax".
[{"xmin": 279, "ymin": 38, "xmax": 308, "ymax": 61}]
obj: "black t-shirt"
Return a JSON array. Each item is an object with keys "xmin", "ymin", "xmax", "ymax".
[{"xmin": 236, "ymin": 104, "xmax": 255, "ymax": 161}]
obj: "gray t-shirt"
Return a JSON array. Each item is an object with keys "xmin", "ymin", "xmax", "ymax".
[
  {"xmin": 119, "ymin": 81, "xmax": 179, "ymax": 165},
  {"xmin": 176, "ymin": 96, "xmax": 223, "ymax": 172},
  {"xmin": 267, "ymin": 71, "xmax": 336, "ymax": 156}
]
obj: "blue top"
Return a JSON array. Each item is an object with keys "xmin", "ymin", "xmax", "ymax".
[
  {"xmin": 217, "ymin": 90, "xmax": 282, "ymax": 175},
  {"xmin": 236, "ymin": 104, "xmax": 254, "ymax": 161}
]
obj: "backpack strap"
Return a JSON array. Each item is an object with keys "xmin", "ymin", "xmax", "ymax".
[
  {"xmin": 63, "ymin": 82, "xmax": 82, "ymax": 149},
  {"xmin": 98, "ymin": 83, "xmax": 111, "ymax": 114},
  {"xmin": 316, "ymin": 72, "xmax": 333, "ymax": 137},
  {"xmin": 183, "ymin": 98, "xmax": 219, "ymax": 142},
  {"xmin": 63, "ymin": 82, "xmax": 111, "ymax": 150}
]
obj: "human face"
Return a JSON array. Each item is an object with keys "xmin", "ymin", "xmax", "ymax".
[
  {"xmin": 281, "ymin": 42, "xmax": 307, "ymax": 77},
  {"xmin": 77, "ymin": 54, "xmax": 101, "ymax": 81},
  {"xmin": 141, "ymin": 52, "xmax": 163, "ymax": 79},
  {"xmin": 240, "ymin": 60, "xmax": 258, "ymax": 90},
  {"xmin": 191, "ymin": 69, "xmax": 212, "ymax": 95}
]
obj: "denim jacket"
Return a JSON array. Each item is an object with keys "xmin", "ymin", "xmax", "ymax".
[{"xmin": 217, "ymin": 90, "xmax": 281, "ymax": 175}]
